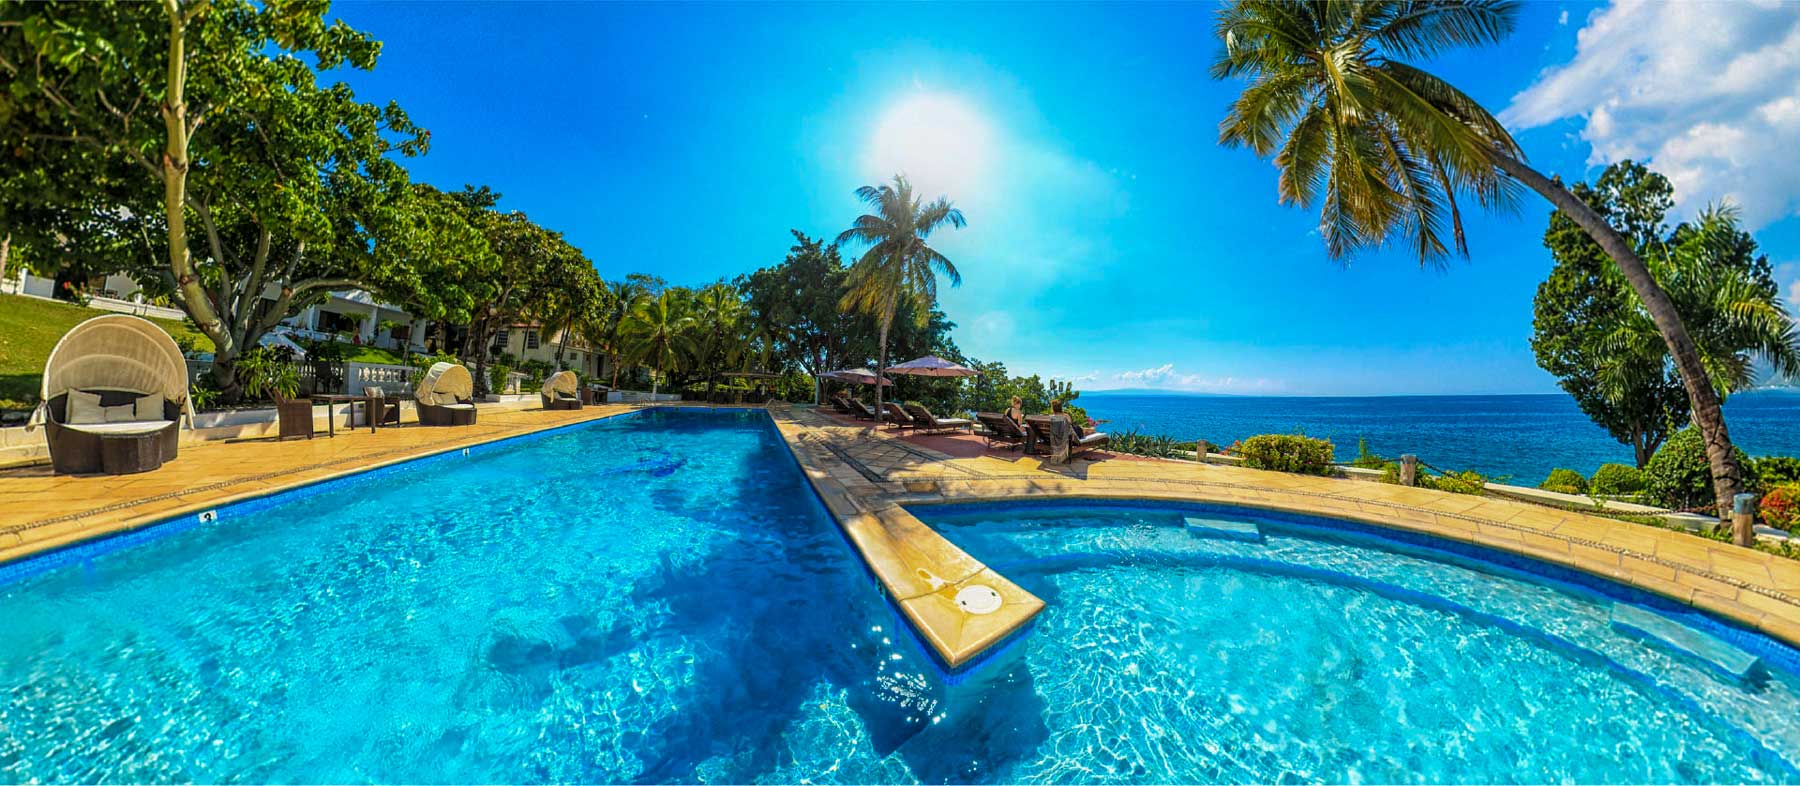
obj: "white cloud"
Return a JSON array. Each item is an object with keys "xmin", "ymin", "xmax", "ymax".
[
  {"xmin": 1502, "ymin": 0, "xmax": 1800, "ymax": 227},
  {"xmin": 1106, "ymin": 363, "xmax": 1281, "ymax": 394},
  {"xmin": 1556, "ymin": 9, "xmax": 1569, "ymax": 25}
]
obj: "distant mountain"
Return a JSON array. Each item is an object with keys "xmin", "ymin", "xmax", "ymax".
[{"xmin": 1083, "ymin": 388, "xmax": 1241, "ymax": 397}]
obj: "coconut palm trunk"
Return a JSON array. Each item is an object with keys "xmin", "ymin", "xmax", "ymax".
[
  {"xmin": 1493, "ymin": 153, "xmax": 1743, "ymax": 518},
  {"xmin": 873, "ymin": 305, "xmax": 893, "ymax": 422}
]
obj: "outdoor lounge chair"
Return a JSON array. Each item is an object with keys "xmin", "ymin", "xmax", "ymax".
[
  {"xmin": 1026, "ymin": 415, "xmax": 1109, "ymax": 459},
  {"xmin": 882, "ymin": 402, "xmax": 917, "ymax": 431},
  {"xmin": 846, "ymin": 398, "xmax": 881, "ymax": 421},
  {"xmin": 540, "ymin": 370, "xmax": 582, "ymax": 411},
  {"xmin": 903, "ymin": 403, "xmax": 973, "ymax": 434},
  {"xmin": 415, "ymin": 362, "xmax": 478, "ymax": 426},
  {"xmin": 30, "ymin": 314, "xmax": 193, "ymax": 475},
  {"xmin": 365, "ymin": 386, "xmax": 403, "ymax": 428},
  {"xmin": 829, "ymin": 393, "xmax": 854, "ymax": 414},
  {"xmin": 976, "ymin": 412, "xmax": 1027, "ymax": 449}
]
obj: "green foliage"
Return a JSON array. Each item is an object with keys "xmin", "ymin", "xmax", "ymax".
[
  {"xmin": 1348, "ymin": 438, "xmax": 1389, "ymax": 469},
  {"xmin": 1589, "ymin": 463, "xmax": 1647, "ymax": 496},
  {"xmin": 1423, "ymin": 469, "xmax": 1489, "ymax": 496},
  {"xmin": 1109, "ymin": 429, "xmax": 1193, "ymax": 460},
  {"xmin": 1645, "ymin": 427, "xmax": 1751, "ymax": 510},
  {"xmin": 1237, "ymin": 434, "xmax": 1335, "ymax": 476},
  {"xmin": 2, "ymin": 1, "xmax": 493, "ymax": 402},
  {"xmin": 1531, "ymin": 162, "xmax": 1689, "ymax": 467},
  {"xmin": 1751, "ymin": 456, "xmax": 1800, "ymax": 488},
  {"xmin": 189, "ymin": 377, "xmax": 221, "ymax": 411},
  {"xmin": 235, "ymin": 347, "xmax": 299, "ymax": 402},
  {"xmin": 488, "ymin": 362, "xmax": 514, "ymax": 395},
  {"xmin": 1212, "ymin": 0, "xmax": 1520, "ymax": 264},
  {"xmin": 1540, "ymin": 468, "xmax": 1589, "ymax": 495}
]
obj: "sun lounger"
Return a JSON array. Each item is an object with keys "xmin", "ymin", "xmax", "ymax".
[
  {"xmin": 882, "ymin": 402, "xmax": 917, "ymax": 431},
  {"xmin": 903, "ymin": 403, "xmax": 972, "ymax": 434},
  {"xmin": 1026, "ymin": 415, "xmax": 1110, "ymax": 458},
  {"xmin": 976, "ymin": 412, "xmax": 1027, "ymax": 449},
  {"xmin": 846, "ymin": 398, "xmax": 881, "ymax": 421}
]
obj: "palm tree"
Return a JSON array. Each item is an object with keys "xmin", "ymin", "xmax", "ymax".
[
  {"xmin": 835, "ymin": 174, "xmax": 966, "ymax": 419},
  {"xmin": 691, "ymin": 281, "xmax": 748, "ymax": 402},
  {"xmin": 597, "ymin": 279, "xmax": 643, "ymax": 389},
  {"xmin": 621, "ymin": 290, "xmax": 694, "ymax": 398},
  {"xmin": 1213, "ymin": 0, "xmax": 1749, "ymax": 518},
  {"xmin": 1601, "ymin": 204, "xmax": 1800, "ymax": 405}
]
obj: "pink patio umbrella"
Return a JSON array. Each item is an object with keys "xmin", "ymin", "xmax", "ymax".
[
  {"xmin": 823, "ymin": 368, "xmax": 893, "ymax": 386},
  {"xmin": 885, "ymin": 355, "xmax": 978, "ymax": 378}
]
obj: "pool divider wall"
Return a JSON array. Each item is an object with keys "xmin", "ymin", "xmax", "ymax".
[{"xmin": 761, "ymin": 409, "xmax": 1047, "ymax": 676}]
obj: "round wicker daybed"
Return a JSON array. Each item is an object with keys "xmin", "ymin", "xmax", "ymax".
[
  {"xmin": 540, "ymin": 370, "xmax": 582, "ymax": 411},
  {"xmin": 30, "ymin": 314, "xmax": 193, "ymax": 475},
  {"xmin": 415, "ymin": 362, "xmax": 478, "ymax": 426}
]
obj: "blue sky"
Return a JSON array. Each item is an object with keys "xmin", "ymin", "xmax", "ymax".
[{"xmin": 331, "ymin": 1, "xmax": 1800, "ymax": 396}]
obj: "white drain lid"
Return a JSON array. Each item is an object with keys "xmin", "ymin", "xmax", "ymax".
[{"xmin": 955, "ymin": 585, "xmax": 1003, "ymax": 615}]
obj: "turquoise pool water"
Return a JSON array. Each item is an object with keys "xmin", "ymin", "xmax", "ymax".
[
  {"xmin": 5, "ymin": 409, "xmax": 1800, "ymax": 783},
  {"xmin": 912, "ymin": 501, "xmax": 1800, "ymax": 784}
]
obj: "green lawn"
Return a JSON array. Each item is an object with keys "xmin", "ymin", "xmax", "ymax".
[{"xmin": 0, "ymin": 294, "xmax": 213, "ymax": 411}]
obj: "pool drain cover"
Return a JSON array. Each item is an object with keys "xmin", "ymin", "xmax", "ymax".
[{"xmin": 955, "ymin": 585, "xmax": 1003, "ymax": 615}]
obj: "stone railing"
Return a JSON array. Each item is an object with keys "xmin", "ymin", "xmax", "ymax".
[{"xmin": 346, "ymin": 362, "xmax": 416, "ymax": 396}]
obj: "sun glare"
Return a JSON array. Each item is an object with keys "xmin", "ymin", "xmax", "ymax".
[{"xmin": 864, "ymin": 92, "xmax": 995, "ymax": 201}]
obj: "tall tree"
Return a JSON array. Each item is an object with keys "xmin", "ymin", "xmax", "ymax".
[
  {"xmin": 740, "ymin": 231, "xmax": 864, "ymax": 403},
  {"xmin": 2, "ymin": 0, "xmax": 484, "ymax": 400},
  {"xmin": 1532, "ymin": 162, "xmax": 1688, "ymax": 467},
  {"xmin": 834, "ymin": 175, "xmax": 966, "ymax": 420},
  {"xmin": 1213, "ymin": 0, "xmax": 1752, "ymax": 517},
  {"xmin": 622, "ymin": 290, "xmax": 694, "ymax": 398},
  {"xmin": 591, "ymin": 278, "xmax": 644, "ymax": 389},
  {"xmin": 689, "ymin": 281, "xmax": 747, "ymax": 402},
  {"xmin": 450, "ymin": 189, "xmax": 583, "ymax": 396}
]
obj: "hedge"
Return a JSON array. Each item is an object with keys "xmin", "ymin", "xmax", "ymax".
[{"xmin": 1237, "ymin": 434, "xmax": 1335, "ymax": 476}]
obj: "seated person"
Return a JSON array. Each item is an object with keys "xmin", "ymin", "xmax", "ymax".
[{"xmin": 1006, "ymin": 396, "xmax": 1026, "ymax": 427}]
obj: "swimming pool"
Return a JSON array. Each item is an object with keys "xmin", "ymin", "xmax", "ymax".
[
  {"xmin": 6, "ymin": 409, "xmax": 1800, "ymax": 783},
  {"xmin": 910, "ymin": 500, "xmax": 1800, "ymax": 783}
]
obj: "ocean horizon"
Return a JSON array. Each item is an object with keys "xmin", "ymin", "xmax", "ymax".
[{"xmin": 1079, "ymin": 389, "xmax": 1800, "ymax": 486}]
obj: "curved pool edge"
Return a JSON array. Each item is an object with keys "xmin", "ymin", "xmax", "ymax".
[{"xmin": 896, "ymin": 480, "xmax": 1800, "ymax": 654}]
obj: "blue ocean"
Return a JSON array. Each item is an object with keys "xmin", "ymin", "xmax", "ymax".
[{"xmin": 1079, "ymin": 390, "xmax": 1800, "ymax": 486}]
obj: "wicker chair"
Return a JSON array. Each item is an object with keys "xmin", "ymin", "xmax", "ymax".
[
  {"xmin": 414, "ymin": 362, "xmax": 478, "ymax": 427},
  {"xmin": 539, "ymin": 370, "xmax": 582, "ymax": 411},
  {"xmin": 30, "ymin": 315, "xmax": 193, "ymax": 475}
]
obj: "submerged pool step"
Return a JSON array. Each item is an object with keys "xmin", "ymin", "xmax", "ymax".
[
  {"xmin": 1183, "ymin": 516, "xmax": 1264, "ymax": 543},
  {"xmin": 1610, "ymin": 603, "xmax": 1760, "ymax": 682}
]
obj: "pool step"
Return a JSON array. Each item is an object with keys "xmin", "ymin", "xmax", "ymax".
[
  {"xmin": 1183, "ymin": 516, "xmax": 1263, "ymax": 543},
  {"xmin": 1609, "ymin": 603, "xmax": 1760, "ymax": 682}
]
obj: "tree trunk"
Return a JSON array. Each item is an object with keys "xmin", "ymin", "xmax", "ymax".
[
  {"xmin": 609, "ymin": 352, "xmax": 620, "ymax": 389},
  {"xmin": 1495, "ymin": 153, "xmax": 1743, "ymax": 517},
  {"xmin": 160, "ymin": 2, "xmax": 230, "ymax": 364},
  {"xmin": 0, "ymin": 233, "xmax": 10, "ymax": 284},
  {"xmin": 874, "ymin": 308, "xmax": 892, "ymax": 424},
  {"xmin": 470, "ymin": 315, "xmax": 492, "ymax": 397}
]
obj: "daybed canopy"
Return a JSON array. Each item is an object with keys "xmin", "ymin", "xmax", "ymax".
[
  {"xmin": 543, "ymin": 370, "xmax": 579, "ymax": 399},
  {"xmin": 416, "ymin": 362, "xmax": 473, "ymax": 407},
  {"xmin": 34, "ymin": 314, "xmax": 193, "ymax": 426}
]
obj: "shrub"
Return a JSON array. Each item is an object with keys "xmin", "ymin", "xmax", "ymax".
[
  {"xmin": 1752, "ymin": 456, "xmax": 1800, "ymax": 488},
  {"xmin": 1348, "ymin": 438, "xmax": 1388, "ymax": 469},
  {"xmin": 1589, "ymin": 463, "xmax": 1646, "ymax": 496},
  {"xmin": 1644, "ymin": 427, "xmax": 1751, "ymax": 510},
  {"xmin": 1424, "ymin": 469, "xmax": 1488, "ymax": 495},
  {"xmin": 1762, "ymin": 484, "xmax": 1800, "ymax": 531},
  {"xmin": 1238, "ymin": 434, "xmax": 1335, "ymax": 475},
  {"xmin": 1540, "ymin": 468, "xmax": 1588, "ymax": 495}
]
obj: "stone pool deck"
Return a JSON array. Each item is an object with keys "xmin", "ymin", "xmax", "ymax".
[
  {"xmin": 769, "ymin": 406, "xmax": 1800, "ymax": 667},
  {"xmin": 0, "ymin": 403, "xmax": 635, "ymax": 565}
]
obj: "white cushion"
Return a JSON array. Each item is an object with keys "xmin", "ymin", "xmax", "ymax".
[
  {"xmin": 101, "ymin": 403, "xmax": 137, "ymax": 422},
  {"xmin": 936, "ymin": 418, "xmax": 973, "ymax": 427},
  {"xmin": 67, "ymin": 390, "xmax": 106, "ymax": 424},
  {"xmin": 62, "ymin": 421, "xmax": 170, "ymax": 435},
  {"xmin": 134, "ymin": 392, "xmax": 165, "ymax": 421},
  {"xmin": 444, "ymin": 403, "xmax": 476, "ymax": 410}
]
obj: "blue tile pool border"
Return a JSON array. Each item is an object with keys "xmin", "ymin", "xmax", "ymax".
[
  {"xmin": 906, "ymin": 496, "xmax": 1800, "ymax": 680},
  {"xmin": 0, "ymin": 408, "xmax": 665, "ymax": 587}
]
